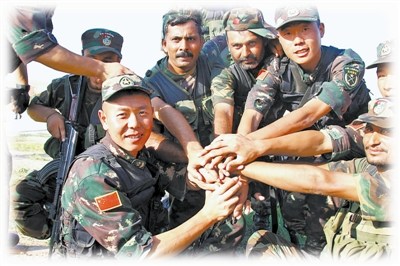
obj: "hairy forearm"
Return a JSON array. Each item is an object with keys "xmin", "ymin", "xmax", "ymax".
[{"xmin": 213, "ymin": 104, "xmax": 234, "ymax": 137}]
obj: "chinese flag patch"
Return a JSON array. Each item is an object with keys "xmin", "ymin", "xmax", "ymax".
[{"xmin": 95, "ymin": 191, "xmax": 122, "ymax": 212}]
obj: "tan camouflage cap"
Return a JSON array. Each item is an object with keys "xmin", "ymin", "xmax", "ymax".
[
  {"xmin": 274, "ymin": 5, "xmax": 319, "ymax": 30},
  {"xmin": 102, "ymin": 74, "xmax": 153, "ymax": 102},
  {"xmin": 223, "ymin": 8, "xmax": 277, "ymax": 39},
  {"xmin": 354, "ymin": 98, "xmax": 394, "ymax": 128},
  {"xmin": 366, "ymin": 40, "xmax": 395, "ymax": 69},
  {"xmin": 81, "ymin": 28, "xmax": 123, "ymax": 58}
]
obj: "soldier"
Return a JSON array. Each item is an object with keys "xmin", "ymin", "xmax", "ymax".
[
  {"xmin": 242, "ymin": 97, "xmax": 394, "ymax": 260},
  {"xmin": 142, "ymin": 9, "xmax": 246, "ymax": 255},
  {"xmin": 56, "ymin": 74, "xmax": 242, "ymax": 258},
  {"xmin": 200, "ymin": 40, "xmax": 395, "ymax": 168},
  {"xmin": 235, "ymin": 4, "xmax": 371, "ymax": 255},
  {"xmin": 209, "ymin": 7, "xmax": 278, "ymax": 232},
  {"xmin": 11, "ymin": 28, "xmax": 182, "ymax": 241},
  {"xmin": 6, "ymin": 6, "xmax": 132, "ymax": 116}
]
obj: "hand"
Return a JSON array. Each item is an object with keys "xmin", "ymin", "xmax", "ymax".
[
  {"xmin": 98, "ymin": 62, "xmax": 134, "ymax": 83},
  {"xmin": 46, "ymin": 112, "xmax": 66, "ymax": 141},
  {"xmin": 201, "ymin": 134, "xmax": 258, "ymax": 171},
  {"xmin": 9, "ymin": 87, "xmax": 30, "ymax": 118},
  {"xmin": 187, "ymin": 168, "xmax": 220, "ymax": 191},
  {"xmin": 202, "ymin": 177, "xmax": 241, "ymax": 222}
]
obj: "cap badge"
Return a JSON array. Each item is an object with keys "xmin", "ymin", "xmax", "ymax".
[
  {"xmin": 287, "ymin": 8, "xmax": 300, "ymax": 18},
  {"xmin": 379, "ymin": 43, "xmax": 391, "ymax": 57},
  {"xmin": 120, "ymin": 76, "xmax": 133, "ymax": 86}
]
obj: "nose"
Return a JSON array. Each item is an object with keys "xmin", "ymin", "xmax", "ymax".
[
  {"xmin": 127, "ymin": 113, "xmax": 139, "ymax": 128},
  {"xmin": 367, "ymin": 131, "xmax": 381, "ymax": 145},
  {"xmin": 179, "ymin": 39, "xmax": 189, "ymax": 50}
]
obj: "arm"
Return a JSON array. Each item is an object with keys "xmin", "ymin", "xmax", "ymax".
[
  {"xmin": 201, "ymin": 130, "xmax": 333, "ymax": 170},
  {"xmin": 247, "ymin": 98, "xmax": 331, "ymax": 140},
  {"xmin": 27, "ymin": 103, "xmax": 66, "ymax": 141},
  {"xmin": 147, "ymin": 177, "xmax": 241, "ymax": 257},
  {"xmin": 145, "ymin": 131, "xmax": 187, "ymax": 163},
  {"xmin": 35, "ymin": 45, "xmax": 132, "ymax": 82},
  {"xmin": 240, "ymin": 161, "xmax": 358, "ymax": 202},
  {"xmin": 213, "ymin": 102, "xmax": 234, "ymax": 137},
  {"xmin": 237, "ymin": 109, "xmax": 263, "ymax": 135}
]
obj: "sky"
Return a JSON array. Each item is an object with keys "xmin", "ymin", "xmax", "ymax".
[{"xmin": 2, "ymin": 0, "xmax": 399, "ymax": 99}]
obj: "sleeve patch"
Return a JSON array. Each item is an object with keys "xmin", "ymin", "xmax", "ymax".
[
  {"xmin": 343, "ymin": 65, "xmax": 361, "ymax": 90},
  {"xmin": 95, "ymin": 191, "xmax": 122, "ymax": 212}
]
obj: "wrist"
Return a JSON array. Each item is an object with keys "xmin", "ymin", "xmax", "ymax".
[{"xmin": 46, "ymin": 111, "xmax": 60, "ymax": 122}]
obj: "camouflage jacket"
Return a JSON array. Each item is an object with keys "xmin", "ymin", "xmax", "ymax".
[
  {"xmin": 323, "ymin": 158, "xmax": 392, "ymax": 259},
  {"xmin": 60, "ymin": 133, "xmax": 169, "ymax": 258},
  {"xmin": 7, "ymin": 6, "xmax": 58, "ymax": 64},
  {"xmin": 321, "ymin": 122, "xmax": 365, "ymax": 162},
  {"xmin": 245, "ymin": 45, "xmax": 371, "ymax": 128}
]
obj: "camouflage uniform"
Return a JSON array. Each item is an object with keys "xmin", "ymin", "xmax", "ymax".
[
  {"xmin": 7, "ymin": 6, "xmax": 57, "ymax": 70},
  {"xmin": 246, "ymin": 98, "xmax": 393, "ymax": 260},
  {"xmin": 143, "ymin": 9, "xmax": 244, "ymax": 254},
  {"xmin": 320, "ymin": 40, "xmax": 396, "ymax": 162},
  {"xmin": 11, "ymin": 28, "xmax": 123, "ymax": 240},
  {"xmin": 210, "ymin": 8, "xmax": 279, "ymax": 233},
  {"xmin": 244, "ymin": 6, "xmax": 371, "ymax": 255},
  {"xmin": 246, "ymin": 157, "xmax": 392, "ymax": 260}
]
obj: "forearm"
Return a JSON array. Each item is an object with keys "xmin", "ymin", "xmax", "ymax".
[
  {"xmin": 156, "ymin": 105, "xmax": 203, "ymax": 155},
  {"xmin": 35, "ymin": 45, "xmax": 104, "ymax": 78},
  {"xmin": 27, "ymin": 104, "xmax": 59, "ymax": 122},
  {"xmin": 149, "ymin": 209, "xmax": 215, "ymax": 257},
  {"xmin": 241, "ymin": 161, "xmax": 357, "ymax": 201},
  {"xmin": 213, "ymin": 104, "xmax": 234, "ymax": 137},
  {"xmin": 145, "ymin": 132, "xmax": 187, "ymax": 163},
  {"xmin": 237, "ymin": 109, "xmax": 262, "ymax": 135},
  {"xmin": 248, "ymin": 99, "xmax": 331, "ymax": 140},
  {"xmin": 254, "ymin": 130, "xmax": 334, "ymax": 157}
]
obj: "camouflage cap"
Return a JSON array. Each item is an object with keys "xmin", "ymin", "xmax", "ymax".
[
  {"xmin": 102, "ymin": 74, "xmax": 153, "ymax": 102},
  {"xmin": 223, "ymin": 8, "xmax": 277, "ymax": 39},
  {"xmin": 354, "ymin": 98, "xmax": 394, "ymax": 128},
  {"xmin": 366, "ymin": 40, "xmax": 395, "ymax": 69},
  {"xmin": 275, "ymin": 5, "xmax": 319, "ymax": 30},
  {"xmin": 81, "ymin": 28, "xmax": 123, "ymax": 58}
]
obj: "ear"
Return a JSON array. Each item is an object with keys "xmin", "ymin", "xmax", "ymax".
[
  {"xmin": 98, "ymin": 109, "xmax": 108, "ymax": 131},
  {"xmin": 161, "ymin": 39, "xmax": 168, "ymax": 54},
  {"xmin": 319, "ymin": 22, "xmax": 325, "ymax": 38}
]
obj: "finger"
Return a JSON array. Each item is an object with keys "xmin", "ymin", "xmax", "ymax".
[
  {"xmin": 254, "ymin": 192, "xmax": 265, "ymax": 201},
  {"xmin": 244, "ymin": 200, "xmax": 252, "ymax": 215}
]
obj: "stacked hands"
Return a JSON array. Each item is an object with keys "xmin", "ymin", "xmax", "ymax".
[{"xmin": 186, "ymin": 134, "xmax": 257, "ymax": 220}]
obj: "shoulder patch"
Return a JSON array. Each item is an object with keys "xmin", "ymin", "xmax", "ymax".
[
  {"xmin": 256, "ymin": 69, "xmax": 268, "ymax": 81},
  {"xmin": 95, "ymin": 191, "xmax": 122, "ymax": 212},
  {"xmin": 343, "ymin": 65, "xmax": 361, "ymax": 90}
]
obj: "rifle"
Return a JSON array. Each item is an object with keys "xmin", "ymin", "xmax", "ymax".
[{"xmin": 48, "ymin": 76, "xmax": 83, "ymax": 256}]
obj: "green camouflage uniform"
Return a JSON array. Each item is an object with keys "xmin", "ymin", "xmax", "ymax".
[
  {"xmin": 246, "ymin": 158, "xmax": 392, "ymax": 260},
  {"xmin": 245, "ymin": 6, "xmax": 371, "ymax": 256},
  {"xmin": 11, "ymin": 28, "xmax": 123, "ymax": 240},
  {"xmin": 7, "ymin": 6, "xmax": 58, "ymax": 70},
  {"xmin": 143, "ymin": 9, "xmax": 245, "ymax": 254}
]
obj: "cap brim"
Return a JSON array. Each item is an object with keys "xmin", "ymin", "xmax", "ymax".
[
  {"xmin": 276, "ymin": 17, "xmax": 318, "ymax": 30},
  {"xmin": 353, "ymin": 115, "xmax": 393, "ymax": 128},
  {"xmin": 366, "ymin": 57, "xmax": 394, "ymax": 69},
  {"xmin": 248, "ymin": 27, "xmax": 278, "ymax": 39},
  {"xmin": 85, "ymin": 46, "xmax": 122, "ymax": 58}
]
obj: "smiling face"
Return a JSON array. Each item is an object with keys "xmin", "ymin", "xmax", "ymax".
[
  {"xmin": 278, "ymin": 21, "xmax": 324, "ymax": 73},
  {"xmin": 162, "ymin": 20, "xmax": 204, "ymax": 75},
  {"xmin": 363, "ymin": 123, "xmax": 393, "ymax": 169},
  {"xmin": 99, "ymin": 91, "xmax": 153, "ymax": 157}
]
